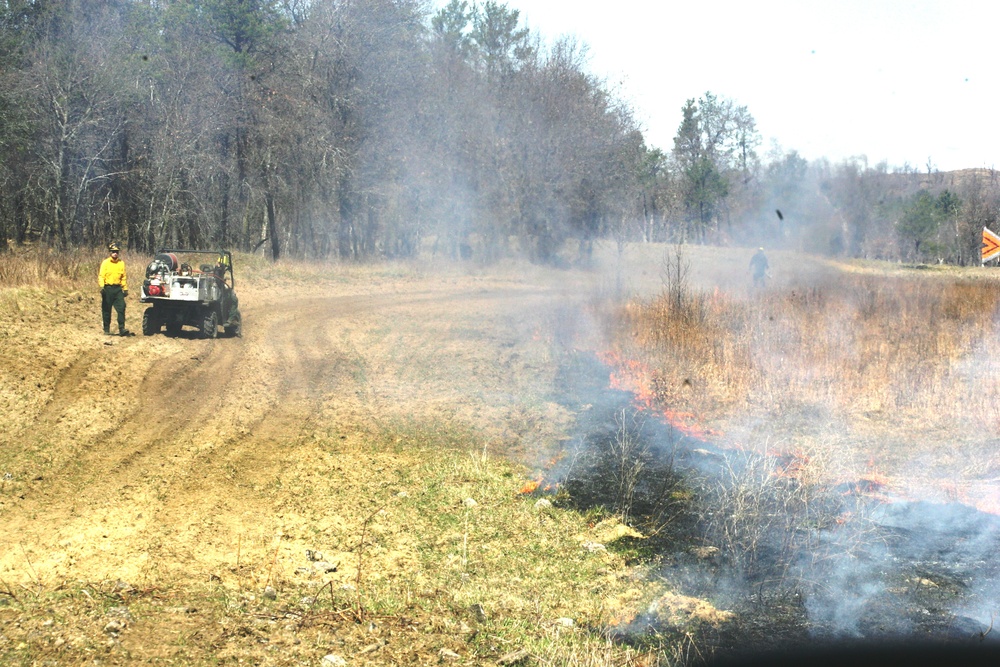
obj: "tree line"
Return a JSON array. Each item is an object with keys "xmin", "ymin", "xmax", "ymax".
[{"xmin": 0, "ymin": 0, "xmax": 995, "ymax": 264}]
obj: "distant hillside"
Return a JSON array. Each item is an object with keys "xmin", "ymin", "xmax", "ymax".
[{"xmin": 884, "ymin": 167, "xmax": 1000, "ymax": 196}]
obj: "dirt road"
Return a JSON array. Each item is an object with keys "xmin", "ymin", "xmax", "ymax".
[{"xmin": 0, "ymin": 263, "xmax": 608, "ymax": 591}]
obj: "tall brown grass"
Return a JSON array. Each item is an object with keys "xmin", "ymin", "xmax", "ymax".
[
  {"xmin": 612, "ymin": 269, "xmax": 1000, "ymax": 467},
  {"xmin": 603, "ymin": 264, "xmax": 1000, "ymax": 596},
  {"xmin": 0, "ymin": 246, "xmax": 114, "ymax": 290}
]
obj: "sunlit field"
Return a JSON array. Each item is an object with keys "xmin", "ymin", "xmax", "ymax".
[{"xmin": 6, "ymin": 241, "xmax": 1000, "ymax": 663}]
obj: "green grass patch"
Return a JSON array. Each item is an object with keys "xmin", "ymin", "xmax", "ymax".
[{"xmin": 0, "ymin": 421, "xmax": 673, "ymax": 666}]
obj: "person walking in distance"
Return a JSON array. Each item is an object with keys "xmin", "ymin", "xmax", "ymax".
[
  {"xmin": 99, "ymin": 243, "xmax": 130, "ymax": 336},
  {"xmin": 750, "ymin": 247, "xmax": 769, "ymax": 288}
]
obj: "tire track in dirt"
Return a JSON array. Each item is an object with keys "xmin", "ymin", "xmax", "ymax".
[
  {"xmin": 0, "ymin": 291, "xmax": 381, "ymax": 584},
  {"xmin": 28, "ymin": 350, "xmax": 101, "ymax": 429},
  {"xmin": 0, "ymin": 308, "xmax": 266, "ymax": 583},
  {"xmin": 0, "ymin": 282, "xmax": 579, "ymax": 585},
  {"xmin": 134, "ymin": 296, "xmax": 365, "ymax": 578},
  {"xmin": 0, "ymin": 350, "xmax": 105, "ymax": 480},
  {"xmin": 5, "ymin": 343, "xmax": 229, "ymax": 500},
  {"xmin": 129, "ymin": 286, "xmax": 558, "ymax": 579}
]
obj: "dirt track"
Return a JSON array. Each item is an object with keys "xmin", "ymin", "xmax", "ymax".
[{"xmin": 0, "ymin": 265, "xmax": 607, "ymax": 592}]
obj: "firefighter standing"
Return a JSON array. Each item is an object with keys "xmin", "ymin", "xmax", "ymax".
[
  {"xmin": 215, "ymin": 252, "xmax": 239, "ymax": 327},
  {"xmin": 750, "ymin": 247, "xmax": 769, "ymax": 288},
  {"xmin": 99, "ymin": 243, "xmax": 130, "ymax": 336}
]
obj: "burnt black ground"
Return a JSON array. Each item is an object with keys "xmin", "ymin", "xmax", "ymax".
[
  {"xmin": 547, "ymin": 350, "xmax": 1000, "ymax": 660},
  {"xmin": 706, "ymin": 643, "xmax": 1000, "ymax": 667}
]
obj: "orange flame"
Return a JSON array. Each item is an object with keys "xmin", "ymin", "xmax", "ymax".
[
  {"xmin": 519, "ymin": 478, "xmax": 541, "ymax": 494},
  {"xmin": 518, "ymin": 475, "xmax": 560, "ymax": 495},
  {"xmin": 773, "ymin": 449, "xmax": 811, "ymax": 480},
  {"xmin": 599, "ymin": 350, "xmax": 721, "ymax": 441}
]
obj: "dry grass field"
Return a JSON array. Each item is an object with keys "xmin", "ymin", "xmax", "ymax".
[
  {"xmin": 2, "ymin": 241, "xmax": 1000, "ymax": 664},
  {"xmin": 599, "ymin": 247, "xmax": 1000, "ymax": 651},
  {"xmin": 607, "ymin": 247, "xmax": 1000, "ymax": 514}
]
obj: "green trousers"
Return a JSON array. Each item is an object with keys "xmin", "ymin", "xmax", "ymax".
[{"xmin": 102, "ymin": 285, "xmax": 126, "ymax": 333}]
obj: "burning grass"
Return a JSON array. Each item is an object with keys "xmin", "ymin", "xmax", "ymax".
[
  {"xmin": 592, "ymin": 249, "xmax": 1000, "ymax": 648},
  {"xmin": 607, "ymin": 260, "xmax": 1000, "ymax": 491}
]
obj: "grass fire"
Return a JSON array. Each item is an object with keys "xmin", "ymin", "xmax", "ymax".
[
  {"xmin": 3, "ymin": 242, "xmax": 1000, "ymax": 664},
  {"xmin": 590, "ymin": 245, "xmax": 1000, "ymax": 653}
]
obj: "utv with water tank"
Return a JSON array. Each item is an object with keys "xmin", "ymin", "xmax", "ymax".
[{"xmin": 139, "ymin": 249, "xmax": 242, "ymax": 338}]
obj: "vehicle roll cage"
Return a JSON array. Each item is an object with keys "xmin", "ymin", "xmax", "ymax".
[{"xmin": 155, "ymin": 248, "xmax": 235, "ymax": 288}]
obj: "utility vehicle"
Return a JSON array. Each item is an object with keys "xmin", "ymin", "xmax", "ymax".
[{"xmin": 139, "ymin": 249, "xmax": 242, "ymax": 338}]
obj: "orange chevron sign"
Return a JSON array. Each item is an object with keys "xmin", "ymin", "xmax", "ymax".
[{"xmin": 984, "ymin": 227, "xmax": 1000, "ymax": 263}]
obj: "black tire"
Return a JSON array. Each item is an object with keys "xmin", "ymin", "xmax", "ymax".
[
  {"xmin": 202, "ymin": 310, "xmax": 218, "ymax": 339},
  {"xmin": 224, "ymin": 310, "xmax": 242, "ymax": 338},
  {"xmin": 141, "ymin": 308, "xmax": 161, "ymax": 336}
]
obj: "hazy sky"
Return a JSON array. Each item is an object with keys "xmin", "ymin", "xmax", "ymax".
[{"xmin": 446, "ymin": 0, "xmax": 1000, "ymax": 172}]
